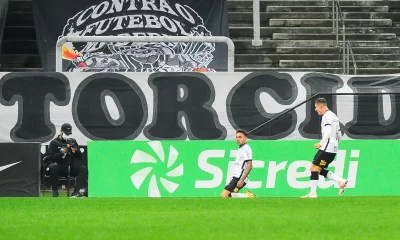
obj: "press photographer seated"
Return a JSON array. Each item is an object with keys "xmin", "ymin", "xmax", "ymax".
[{"xmin": 47, "ymin": 123, "xmax": 88, "ymax": 198}]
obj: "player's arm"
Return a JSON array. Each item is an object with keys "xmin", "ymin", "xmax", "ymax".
[
  {"xmin": 240, "ymin": 160, "xmax": 253, "ymax": 181},
  {"xmin": 318, "ymin": 114, "xmax": 334, "ymax": 147},
  {"xmin": 337, "ymin": 128, "xmax": 342, "ymax": 142},
  {"xmin": 319, "ymin": 125, "xmax": 332, "ymax": 146},
  {"xmin": 238, "ymin": 147, "xmax": 253, "ymax": 187}
]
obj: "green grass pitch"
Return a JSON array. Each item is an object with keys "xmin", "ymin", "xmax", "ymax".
[{"xmin": 1, "ymin": 196, "xmax": 399, "ymax": 239}]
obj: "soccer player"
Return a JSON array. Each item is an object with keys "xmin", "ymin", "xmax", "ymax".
[
  {"xmin": 301, "ymin": 98, "xmax": 348, "ymax": 198},
  {"xmin": 221, "ymin": 129, "xmax": 257, "ymax": 198}
]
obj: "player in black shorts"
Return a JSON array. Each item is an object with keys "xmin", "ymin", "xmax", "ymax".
[
  {"xmin": 224, "ymin": 177, "xmax": 246, "ymax": 192},
  {"xmin": 301, "ymin": 98, "xmax": 348, "ymax": 198},
  {"xmin": 221, "ymin": 130, "xmax": 256, "ymax": 198},
  {"xmin": 312, "ymin": 150, "xmax": 336, "ymax": 169}
]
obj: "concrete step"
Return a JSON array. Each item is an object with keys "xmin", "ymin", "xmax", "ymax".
[
  {"xmin": 0, "ymin": 54, "xmax": 41, "ymax": 68},
  {"xmin": 339, "ymin": 54, "xmax": 400, "ymax": 61},
  {"xmin": 266, "ymin": 6, "xmax": 389, "ymax": 12},
  {"xmin": 3, "ymin": 26, "xmax": 36, "ymax": 40},
  {"xmin": 272, "ymin": 33, "xmax": 397, "ymax": 40},
  {"xmin": 6, "ymin": 8, "xmax": 33, "ymax": 26},
  {"xmin": 279, "ymin": 60, "xmax": 400, "ymax": 68},
  {"xmin": 268, "ymin": 0, "xmax": 399, "ymax": 7},
  {"xmin": 233, "ymin": 40, "xmax": 399, "ymax": 48},
  {"xmin": 9, "ymin": 0, "xmax": 32, "ymax": 11},
  {"xmin": 351, "ymin": 68, "xmax": 400, "ymax": 75},
  {"xmin": 273, "ymin": 47, "xmax": 399, "ymax": 54},
  {"xmin": 228, "ymin": 1, "xmax": 400, "ymax": 12},
  {"xmin": 235, "ymin": 54, "xmax": 400, "ymax": 64},
  {"xmin": 0, "ymin": 40, "xmax": 39, "ymax": 54},
  {"xmin": 235, "ymin": 67, "xmax": 343, "ymax": 74},
  {"xmin": 236, "ymin": 47, "xmax": 399, "ymax": 54},
  {"xmin": 390, "ymin": 8, "xmax": 400, "ymax": 13},
  {"xmin": 342, "ymin": 12, "xmax": 400, "ymax": 21},
  {"xmin": 238, "ymin": 63, "xmax": 278, "ymax": 68},
  {"xmin": 229, "ymin": 12, "xmax": 330, "ymax": 22},
  {"xmin": 0, "ymin": 68, "xmax": 43, "ymax": 72},
  {"xmin": 270, "ymin": 19, "xmax": 392, "ymax": 27},
  {"xmin": 229, "ymin": 27, "xmax": 400, "ymax": 37},
  {"xmin": 229, "ymin": 12, "xmax": 400, "ymax": 23},
  {"xmin": 236, "ymin": 54, "xmax": 336, "ymax": 65},
  {"xmin": 234, "ymin": 67, "xmax": 400, "ymax": 75}
]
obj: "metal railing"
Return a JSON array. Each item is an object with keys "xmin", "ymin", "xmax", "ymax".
[
  {"xmin": 344, "ymin": 40, "xmax": 358, "ymax": 75},
  {"xmin": 332, "ymin": 0, "xmax": 357, "ymax": 75},
  {"xmin": 332, "ymin": 0, "xmax": 343, "ymax": 47},
  {"xmin": 247, "ymin": 92, "xmax": 397, "ymax": 138},
  {"xmin": 252, "ymin": 0, "xmax": 262, "ymax": 46},
  {"xmin": 56, "ymin": 36, "xmax": 236, "ymax": 72}
]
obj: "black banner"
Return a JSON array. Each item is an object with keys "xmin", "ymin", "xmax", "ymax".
[
  {"xmin": 32, "ymin": 0, "xmax": 229, "ymax": 72},
  {"xmin": 0, "ymin": 0, "xmax": 8, "ymax": 52},
  {"xmin": 0, "ymin": 142, "xmax": 40, "ymax": 197},
  {"xmin": 1, "ymin": 72, "xmax": 400, "ymax": 143}
]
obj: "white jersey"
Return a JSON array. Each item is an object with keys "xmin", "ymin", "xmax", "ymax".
[
  {"xmin": 320, "ymin": 110, "xmax": 340, "ymax": 153},
  {"xmin": 232, "ymin": 143, "xmax": 252, "ymax": 183}
]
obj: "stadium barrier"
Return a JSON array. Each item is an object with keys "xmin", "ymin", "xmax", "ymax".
[
  {"xmin": 88, "ymin": 139, "xmax": 400, "ymax": 197},
  {"xmin": 0, "ymin": 142, "xmax": 41, "ymax": 197},
  {"xmin": 0, "ymin": 71, "xmax": 400, "ymax": 144},
  {"xmin": 0, "ymin": 71, "xmax": 399, "ymax": 197}
]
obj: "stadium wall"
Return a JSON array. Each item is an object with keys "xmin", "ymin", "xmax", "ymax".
[
  {"xmin": 0, "ymin": 72, "xmax": 399, "ymax": 145},
  {"xmin": 88, "ymin": 139, "xmax": 399, "ymax": 197}
]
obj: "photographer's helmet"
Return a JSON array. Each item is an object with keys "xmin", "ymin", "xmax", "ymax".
[{"xmin": 61, "ymin": 123, "xmax": 72, "ymax": 136}]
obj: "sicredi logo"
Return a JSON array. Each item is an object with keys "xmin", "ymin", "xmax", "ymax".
[
  {"xmin": 194, "ymin": 149, "xmax": 359, "ymax": 190},
  {"xmin": 130, "ymin": 143, "xmax": 359, "ymax": 196},
  {"xmin": 130, "ymin": 141, "xmax": 183, "ymax": 197}
]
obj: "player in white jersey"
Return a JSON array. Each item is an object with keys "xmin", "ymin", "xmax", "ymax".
[
  {"xmin": 301, "ymin": 98, "xmax": 348, "ymax": 198},
  {"xmin": 221, "ymin": 129, "xmax": 257, "ymax": 198}
]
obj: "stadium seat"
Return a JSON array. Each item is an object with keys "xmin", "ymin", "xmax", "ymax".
[{"xmin": 41, "ymin": 156, "xmax": 76, "ymax": 197}]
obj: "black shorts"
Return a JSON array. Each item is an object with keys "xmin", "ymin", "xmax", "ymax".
[
  {"xmin": 312, "ymin": 150, "xmax": 336, "ymax": 168},
  {"xmin": 224, "ymin": 177, "xmax": 246, "ymax": 192}
]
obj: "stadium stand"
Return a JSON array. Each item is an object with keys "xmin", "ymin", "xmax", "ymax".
[
  {"xmin": 230, "ymin": 0, "xmax": 400, "ymax": 74},
  {"xmin": 1, "ymin": 0, "xmax": 40, "ymax": 72},
  {"xmin": 1, "ymin": 0, "xmax": 400, "ymax": 74}
]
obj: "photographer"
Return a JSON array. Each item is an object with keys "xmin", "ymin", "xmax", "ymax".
[{"xmin": 47, "ymin": 123, "xmax": 88, "ymax": 197}]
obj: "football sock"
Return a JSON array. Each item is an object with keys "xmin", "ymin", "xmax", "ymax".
[
  {"xmin": 310, "ymin": 171, "xmax": 319, "ymax": 195},
  {"xmin": 320, "ymin": 169, "xmax": 328, "ymax": 178},
  {"xmin": 231, "ymin": 193, "xmax": 249, "ymax": 198},
  {"xmin": 327, "ymin": 171, "xmax": 342, "ymax": 184}
]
